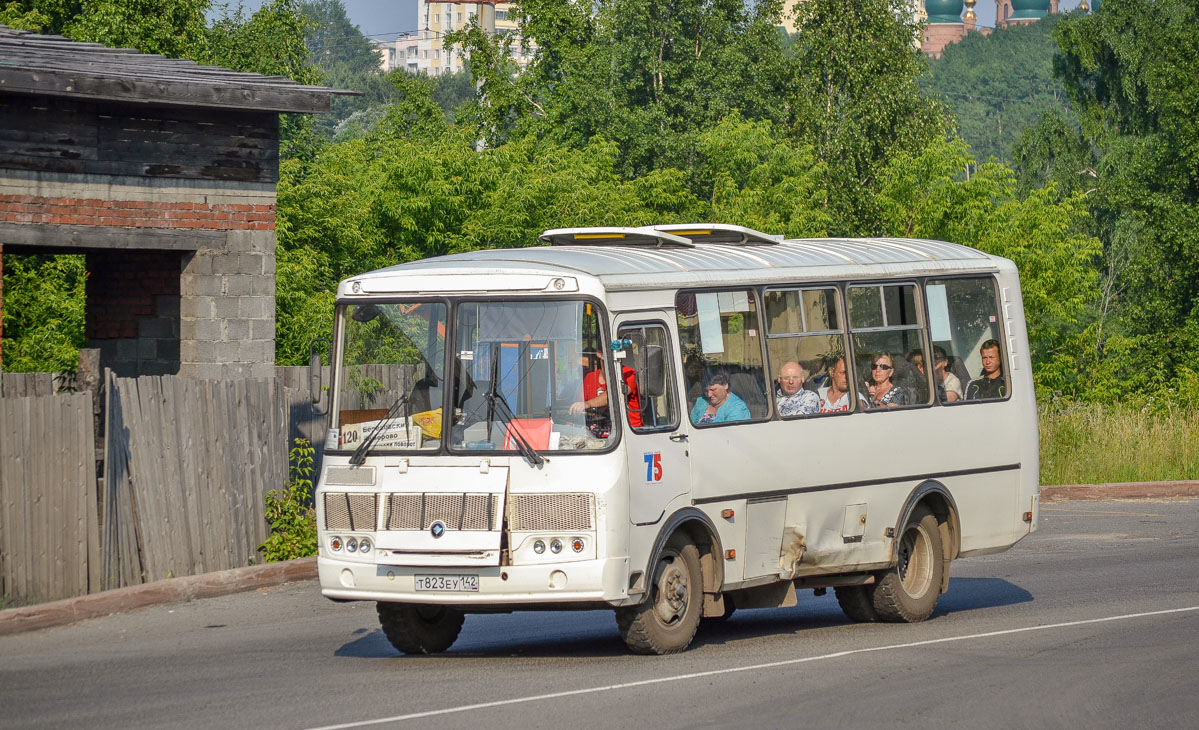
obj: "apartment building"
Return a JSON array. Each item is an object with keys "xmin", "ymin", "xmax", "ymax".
[{"xmin": 376, "ymin": 2, "xmax": 530, "ymax": 77}]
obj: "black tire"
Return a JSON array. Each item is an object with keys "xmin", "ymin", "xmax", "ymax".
[
  {"xmin": 616, "ymin": 537, "xmax": 703, "ymax": 654},
  {"xmin": 376, "ymin": 602, "xmax": 465, "ymax": 655},
  {"xmin": 834, "ymin": 585, "xmax": 879, "ymax": 623},
  {"xmin": 871, "ymin": 506, "xmax": 944, "ymax": 623}
]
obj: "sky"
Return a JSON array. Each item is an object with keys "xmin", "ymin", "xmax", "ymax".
[{"xmin": 226, "ymin": 1, "xmax": 1090, "ymax": 42}]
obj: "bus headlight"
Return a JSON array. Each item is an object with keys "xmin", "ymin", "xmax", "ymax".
[
  {"xmin": 359, "ymin": 538, "xmax": 371, "ymax": 554},
  {"xmin": 533, "ymin": 540, "xmax": 546, "ymax": 554},
  {"xmin": 330, "ymin": 536, "xmax": 343, "ymax": 551},
  {"xmin": 571, "ymin": 538, "xmax": 584, "ymax": 553},
  {"xmin": 550, "ymin": 539, "xmax": 563, "ymax": 554},
  {"xmin": 346, "ymin": 537, "xmax": 358, "ymax": 553}
]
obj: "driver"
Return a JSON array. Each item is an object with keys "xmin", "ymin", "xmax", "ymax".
[{"xmin": 570, "ymin": 356, "xmax": 643, "ymax": 428}]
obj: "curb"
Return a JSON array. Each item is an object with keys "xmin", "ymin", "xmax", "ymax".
[
  {"xmin": 1040, "ymin": 481, "xmax": 1199, "ymax": 503},
  {"xmin": 0, "ymin": 557, "xmax": 316, "ymax": 637},
  {"xmin": 4, "ymin": 481, "xmax": 1197, "ymax": 637}
]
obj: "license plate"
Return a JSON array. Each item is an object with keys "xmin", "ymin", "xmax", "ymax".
[{"xmin": 414, "ymin": 574, "xmax": 479, "ymax": 592}]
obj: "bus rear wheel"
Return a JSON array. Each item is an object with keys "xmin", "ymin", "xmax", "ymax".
[
  {"xmin": 616, "ymin": 537, "xmax": 702, "ymax": 654},
  {"xmin": 377, "ymin": 602, "xmax": 465, "ymax": 655},
  {"xmin": 871, "ymin": 506, "xmax": 944, "ymax": 623},
  {"xmin": 834, "ymin": 585, "xmax": 878, "ymax": 623}
]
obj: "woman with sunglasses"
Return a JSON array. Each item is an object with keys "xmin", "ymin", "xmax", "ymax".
[{"xmin": 866, "ymin": 353, "xmax": 906, "ymax": 408}]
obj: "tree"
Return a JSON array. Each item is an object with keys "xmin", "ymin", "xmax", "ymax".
[
  {"xmin": 1016, "ymin": 0, "xmax": 1199, "ymax": 400},
  {"xmin": 497, "ymin": 0, "xmax": 792, "ymax": 178},
  {"xmin": 922, "ymin": 15, "xmax": 1070, "ymax": 164},
  {"xmin": 875, "ymin": 137, "xmax": 1102, "ymax": 397},
  {"xmin": 300, "ymin": 0, "xmax": 378, "ymax": 77},
  {"xmin": 787, "ymin": 0, "xmax": 948, "ymax": 235},
  {"xmin": 0, "ymin": 255, "xmax": 87, "ymax": 373}
]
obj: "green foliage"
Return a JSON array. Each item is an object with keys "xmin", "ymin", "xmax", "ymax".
[
  {"xmin": 300, "ymin": 0, "xmax": 378, "ymax": 76},
  {"xmin": 922, "ymin": 15, "xmax": 1070, "ymax": 163},
  {"xmin": 695, "ymin": 114, "xmax": 831, "ymax": 237},
  {"xmin": 0, "ymin": 1, "xmax": 51, "ymax": 30},
  {"xmin": 874, "ymin": 136, "xmax": 1103, "ymax": 396},
  {"xmin": 1010, "ymin": 0, "xmax": 1199, "ymax": 404},
  {"xmin": 0, "ymin": 255, "xmax": 87, "ymax": 373},
  {"xmin": 508, "ymin": 0, "xmax": 792, "ymax": 178},
  {"xmin": 788, "ymin": 0, "xmax": 947, "ymax": 234},
  {"xmin": 259, "ymin": 438, "xmax": 317, "ymax": 562}
]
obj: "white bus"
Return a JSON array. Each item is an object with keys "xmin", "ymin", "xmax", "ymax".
[{"xmin": 312, "ymin": 224, "xmax": 1039, "ymax": 655}]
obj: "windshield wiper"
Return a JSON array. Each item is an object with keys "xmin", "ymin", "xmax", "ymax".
[
  {"xmin": 350, "ymin": 393, "xmax": 409, "ymax": 466},
  {"xmin": 484, "ymin": 390, "xmax": 545, "ymax": 467}
]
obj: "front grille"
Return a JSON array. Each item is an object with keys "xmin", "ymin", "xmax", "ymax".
[
  {"xmin": 508, "ymin": 493, "xmax": 594, "ymax": 532},
  {"xmin": 323, "ymin": 492, "xmax": 378, "ymax": 531},
  {"xmin": 384, "ymin": 493, "xmax": 500, "ymax": 531},
  {"xmin": 324, "ymin": 466, "xmax": 376, "ymax": 487}
]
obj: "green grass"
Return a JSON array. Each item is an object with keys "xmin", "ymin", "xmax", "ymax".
[{"xmin": 1040, "ymin": 402, "xmax": 1199, "ymax": 485}]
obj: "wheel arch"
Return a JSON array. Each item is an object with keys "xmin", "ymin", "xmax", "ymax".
[
  {"xmin": 644, "ymin": 507, "xmax": 725, "ymax": 597},
  {"xmin": 893, "ymin": 480, "xmax": 960, "ymax": 593}
]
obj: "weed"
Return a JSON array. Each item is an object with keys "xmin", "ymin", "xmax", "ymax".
[{"xmin": 259, "ymin": 438, "xmax": 318, "ymax": 562}]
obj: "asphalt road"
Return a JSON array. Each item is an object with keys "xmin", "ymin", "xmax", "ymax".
[{"xmin": 2, "ymin": 499, "xmax": 1197, "ymax": 730}]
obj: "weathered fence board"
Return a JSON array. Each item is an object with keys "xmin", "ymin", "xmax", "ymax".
[
  {"xmin": 103, "ymin": 375, "xmax": 289, "ymax": 584},
  {"xmin": 0, "ymin": 372, "xmax": 55, "ymax": 397},
  {"xmin": 0, "ymin": 392, "xmax": 98, "ymax": 606}
]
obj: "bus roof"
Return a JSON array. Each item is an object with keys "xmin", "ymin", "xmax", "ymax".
[{"xmin": 339, "ymin": 236, "xmax": 1009, "ymax": 297}]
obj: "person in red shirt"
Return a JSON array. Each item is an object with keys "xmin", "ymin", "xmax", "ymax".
[{"xmin": 570, "ymin": 358, "xmax": 642, "ymax": 428}]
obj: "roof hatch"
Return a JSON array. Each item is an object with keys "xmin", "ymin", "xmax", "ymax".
[
  {"xmin": 540, "ymin": 227, "xmax": 695, "ymax": 248},
  {"xmin": 650, "ymin": 223, "xmax": 782, "ymax": 245}
]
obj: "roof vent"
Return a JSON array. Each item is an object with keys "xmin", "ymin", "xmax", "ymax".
[
  {"xmin": 540, "ymin": 227, "xmax": 695, "ymax": 248},
  {"xmin": 650, "ymin": 223, "xmax": 782, "ymax": 245}
]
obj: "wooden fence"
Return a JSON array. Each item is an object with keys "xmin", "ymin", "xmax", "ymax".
[
  {"xmin": 0, "ymin": 364, "xmax": 423, "ymax": 605},
  {"xmin": 0, "ymin": 390, "xmax": 100, "ymax": 604},
  {"xmin": 102, "ymin": 374, "xmax": 290, "ymax": 588},
  {"xmin": 0, "ymin": 372, "xmax": 57, "ymax": 397}
]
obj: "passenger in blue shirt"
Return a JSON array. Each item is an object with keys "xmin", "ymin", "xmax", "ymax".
[{"xmin": 690, "ymin": 372, "xmax": 751, "ymax": 424}]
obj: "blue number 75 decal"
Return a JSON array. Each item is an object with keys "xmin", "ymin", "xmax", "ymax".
[{"xmin": 643, "ymin": 452, "xmax": 663, "ymax": 482}]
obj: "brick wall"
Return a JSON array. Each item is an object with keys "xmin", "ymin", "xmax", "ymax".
[{"xmin": 0, "ymin": 195, "xmax": 274, "ymax": 231}]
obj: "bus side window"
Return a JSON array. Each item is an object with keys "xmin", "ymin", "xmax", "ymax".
[
  {"xmin": 763, "ymin": 286, "xmax": 850, "ymax": 417},
  {"xmin": 618, "ymin": 323, "xmax": 679, "ymax": 431},
  {"xmin": 675, "ymin": 289, "xmax": 767, "ymax": 424},
  {"xmin": 925, "ymin": 278, "xmax": 1008, "ymax": 402},
  {"xmin": 847, "ymin": 283, "xmax": 931, "ymax": 410}
]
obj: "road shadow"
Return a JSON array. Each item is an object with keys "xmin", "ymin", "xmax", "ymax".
[
  {"xmin": 935, "ymin": 576, "xmax": 1034, "ymax": 615},
  {"xmin": 335, "ymin": 611, "xmax": 630, "ymax": 659},
  {"xmin": 333, "ymin": 577, "xmax": 1033, "ymax": 659}
]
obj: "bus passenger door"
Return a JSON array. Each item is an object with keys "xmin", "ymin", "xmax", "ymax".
[{"xmin": 616, "ymin": 319, "xmax": 690, "ymax": 525}]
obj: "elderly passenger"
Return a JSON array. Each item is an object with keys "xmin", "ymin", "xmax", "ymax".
[{"xmin": 775, "ymin": 361, "xmax": 820, "ymax": 416}]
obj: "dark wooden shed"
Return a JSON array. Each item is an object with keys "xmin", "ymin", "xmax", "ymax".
[{"xmin": 0, "ymin": 25, "xmax": 346, "ymax": 378}]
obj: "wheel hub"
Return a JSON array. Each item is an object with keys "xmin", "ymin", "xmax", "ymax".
[{"xmin": 654, "ymin": 558, "xmax": 689, "ymax": 624}]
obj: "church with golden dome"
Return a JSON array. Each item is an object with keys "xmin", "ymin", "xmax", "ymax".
[{"xmin": 921, "ymin": 1, "xmax": 1094, "ymax": 57}]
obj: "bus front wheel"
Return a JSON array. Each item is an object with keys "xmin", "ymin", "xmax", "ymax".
[
  {"xmin": 616, "ymin": 536, "xmax": 703, "ymax": 654},
  {"xmin": 872, "ymin": 506, "xmax": 944, "ymax": 623},
  {"xmin": 377, "ymin": 602, "xmax": 464, "ymax": 655}
]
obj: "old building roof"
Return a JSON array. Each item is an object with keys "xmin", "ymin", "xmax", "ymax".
[{"xmin": 0, "ymin": 24, "xmax": 351, "ymax": 113}]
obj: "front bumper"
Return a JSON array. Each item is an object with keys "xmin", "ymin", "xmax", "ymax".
[{"xmin": 318, "ymin": 555, "xmax": 630, "ymax": 605}]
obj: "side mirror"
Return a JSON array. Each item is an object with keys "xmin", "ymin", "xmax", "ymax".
[
  {"xmin": 309, "ymin": 338, "xmax": 331, "ymax": 413},
  {"xmin": 643, "ymin": 344, "xmax": 666, "ymax": 398}
]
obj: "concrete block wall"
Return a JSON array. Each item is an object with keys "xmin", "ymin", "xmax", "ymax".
[
  {"xmin": 180, "ymin": 229, "xmax": 277, "ymax": 379},
  {"xmin": 86, "ymin": 250, "xmax": 182, "ymax": 376}
]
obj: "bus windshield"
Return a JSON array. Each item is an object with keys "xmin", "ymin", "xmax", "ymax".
[
  {"xmin": 334, "ymin": 301, "xmax": 447, "ymax": 453},
  {"xmin": 449, "ymin": 299, "xmax": 612, "ymax": 454}
]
